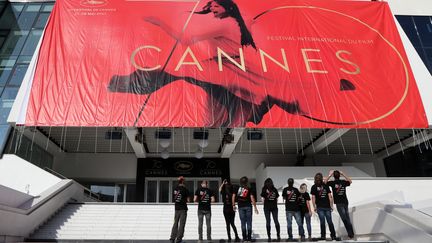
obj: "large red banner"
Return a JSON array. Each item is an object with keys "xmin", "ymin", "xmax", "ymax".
[{"xmin": 24, "ymin": 0, "xmax": 428, "ymax": 128}]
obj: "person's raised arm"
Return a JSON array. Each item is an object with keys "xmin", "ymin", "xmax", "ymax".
[
  {"xmin": 251, "ymin": 194, "xmax": 259, "ymax": 214},
  {"xmin": 341, "ymin": 171, "xmax": 352, "ymax": 184},
  {"xmin": 324, "ymin": 170, "xmax": 334, "ymax": 184},
  {"xmin": 219, "ymin": 180, "xmax": 226, "ymax": 192}
]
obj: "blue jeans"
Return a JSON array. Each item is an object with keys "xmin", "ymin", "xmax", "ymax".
[
  {"xmin": 336, "ymin": 204, "xmax": 354, "ymax": 238},
  {"xmin": 301, "ymin": 211, "xmax": 312, "ymax": 237},
  {"xmin": 238, "ymin": 207, "xmax": 252, "ymax": 240},
  {"xmin": 285, "ymin": 211, "xmax": 304, "ymax": 238},
  {"xmin": 264, "ymin": 208, "xmax": 280, "ymax": 238},
  {"xmin": 317, "ymin": 208, "xmax": 336, "ymax": 238}
]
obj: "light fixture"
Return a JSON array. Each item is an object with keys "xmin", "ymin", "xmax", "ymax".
[
  {"xmin": 195, "ymin": 148, "xmax": 204, "ymax": 159},
  {"xmin": 159, "ymin": 139, "xmax": 170, "ymax": 148},
  {"xmin": 197, "ymin": 139, "xmax": 209, "ymax": 148},
  {"xmin": 161, "ymin": 148, "xmax": 170, "ymax": 159}
]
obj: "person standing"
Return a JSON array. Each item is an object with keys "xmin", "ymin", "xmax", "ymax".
[
  {"xmin": 194, "ymin": 180, "xmax": 215, "ymax": 241},
  {"xmin": 282, "ymin": 178, "xmax": 305, "ymax": 242},
  {"xmin": 299, "ymin": 183, "xmax": 312, "ymax": 240},
  {"xmin": 232, "ymin": 176, "xmax": 259, "ymax": 242},
  {"xmin": 311, "ymin": 173, "xmax": 338, "ymax": 241},
  {"xmin": 325, "ymin": 170, "xmax": 355, "ymax": 239},
  {"xmin": 260, "ymin": 178, "xmax": 281, "ymax": 242},
  {"xmin": 219, "ymin": 179, "xmax": 240, "ymax": 242},
  {"xmin": 170, "ymin": 176, "xmax": 190, "ymax": 243}
]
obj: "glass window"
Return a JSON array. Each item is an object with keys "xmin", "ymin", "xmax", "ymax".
[
  {"xmin": 146, "ymin": 180, "xmax": 157, "ymax": 202},
  {"xmin": 90, "ymin": 185, "xmax": 116, "ymax": 202},
  {"xmin": 0, "ymin": 56, "xmax": 16, "ymax": 86},
  {"xmin": 159, "ymin": 180, "xmax": 170, "ymax": 203},
  {"xmin": 125, "ymin": 184, "xmax": 136, "ymax": 202},
  {"xmin": 15, "ymin": 5, "xmax": 41, "ymax": 30},
  {"xmin": 424, "ymin": 48, "xmax": 432, "ymax": 71},
  {"xmin": 115, "ymin": 184, "xmax": 124, "ymax": 202},
  {"xmin": 34, "ymin": 13, "xmax": 50, "ymax": 29},
  {"xmin": 17, "ymin": 55, "xmax": 32, "ymax": 64},
  {"xmin": 414, "ymin": 16, "xmax": 432, "ymax": 48},
  {"xmin": 209, "ymin": 180, "xmax": 219, "ymax": 202},
  {"xmin": 0, "ymin": 4, "xmax": 24, "ymax": 30},
  {"xmin": 41, "ymin": 4, "xmax": 54, "ymax": 13},
  {"xmin": 21, "ymin": 30, "xmax": 42, "ymax": 56},
  {"xmin": 7, "ymin": 64, "xmax": 28, "ymax": 86},
  {"xmin": 396, "ymin": 16, "xmax": 421, "ymax": 48},
  {"xmin": 0, "ymin": 125, "xmax": 11, "ymax": 156},
  {"xmin": 0, "ymin": 30, "xmax": 29, "ymax": 56}
]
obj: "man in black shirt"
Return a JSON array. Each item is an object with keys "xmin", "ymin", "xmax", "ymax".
[
  {"xmin": 325, "ymin": 170, "xmax": 354, "ymax": 239},
  {"xmin": 170, "ymin": 176, "xmax": 190, "ymax": 243},
  {"xmin": 232, "ymin": 176, "xmax": 259, "ymax": 242},
  {"xmin": 194, "ymin": 180, "xmax": 215, "ymax": 241},
  {"xmin": 311, "ymin": 173, "xmax": 338, "ymax": 241},
  {"xmin": 282, "ymin": 178, "xmax": 305, "ymax": 241}
]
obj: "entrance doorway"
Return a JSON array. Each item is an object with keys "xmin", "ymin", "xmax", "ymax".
[{"xmin": 144, "ymin": 177, "xmax": 221, "ymax": 203}]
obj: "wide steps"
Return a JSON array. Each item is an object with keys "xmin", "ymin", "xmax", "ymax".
[{"xmin": 30, "ymin": 203, "xmax": 347, "ymax": 241}]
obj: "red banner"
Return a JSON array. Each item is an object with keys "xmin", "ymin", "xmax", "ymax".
[{"xmin": 24, "ymin": 0, "xmax": 428, "ymax": 128}]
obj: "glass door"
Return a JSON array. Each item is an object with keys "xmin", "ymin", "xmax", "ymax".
[{"xmin": 145, "ymin": 178, "xmax": 221, "ymax": 203}]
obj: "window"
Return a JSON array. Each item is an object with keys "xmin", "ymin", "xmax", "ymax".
[
  {"xmin": 0, "ymin": 30, "xmax": 29, "ymax": 56},
  {"xmin": 7, "ymin": 64, "xmax": 28, "ymax": 86}
]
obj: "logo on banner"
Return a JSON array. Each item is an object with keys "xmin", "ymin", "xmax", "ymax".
[{"xmin": 175, "ymin": 161, "xmax": 194, "ymax": 173}]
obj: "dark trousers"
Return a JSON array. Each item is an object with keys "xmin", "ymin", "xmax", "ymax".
[
  {"xmin": 223, "ymin": 210, "xmax": 239, "ymax": 240},
  {"xmin": 317, "ymin": 208, "xmax": 336, "ymax": 238},
  {"xmin": 264, "ymin": 208, "xmax": 281, "ymax": 238},
  {"xmin": 300, "ymin": 211, "xmax": 312, "ymax": 237},
  {"xmin": 238, "ymin": 206, "xmax": 253, "ymax": 240},
  {"xmin": 198, "ymin": 210, "xmax": 211, "ymax": 240},
  {"xmin": 336, "ymin": 204, "xmax": 354, "ymax": 238},
  {"xmin": 170, "ymin": 210, "xmax": 187, "ymax": 242},
  {"xmin": 285, "ymin": 210, "xmax": 305, "ymax": 238}
]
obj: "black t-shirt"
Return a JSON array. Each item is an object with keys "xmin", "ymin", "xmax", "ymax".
[
  {"xmin": 260, "ymin": 186, "xmax": 279, "ymax": 210},
  {"xmin": 327, "ymin": 180, "xmax": 350, "ymax": 205},
  {"xmin": 299, "ymin": 192, "xmax": 311, "ymax": 213},
  {"xmin": 236, "ymin": 186, "xmax": 252, "ymax": 208},
  {"xmin": 282, "ymin": 187, "xmax": 301, "ymax": 211},
  {"xmin": 310, "ymin": 184, "xmax": 332, "ymax": 209},
  {"xmin": 221, "ymin": 190, "xmax": 234, "ymax": 213},
  {"xmin": 173, "ymin": 185, "xmax": 189, "ymax": 210},
  {"xmin": 195, "ymin": 187, "xmax": 214, "ymax": 211}
]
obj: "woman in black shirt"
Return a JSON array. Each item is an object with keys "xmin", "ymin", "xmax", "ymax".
[
  {"xmin": 299, "ymin": 183, "xmax": 312, "ymax": 240},
  {"xmin": 260, "ymin": 178, "xmax": 281, "ymax": 241},
  {"xmin": 219, "ymin": 179, "xmax": 240, "ymax": 241}
]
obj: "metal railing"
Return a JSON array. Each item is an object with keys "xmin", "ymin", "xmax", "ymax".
[{"xmin": 44, "ymin": 167, "xmax": 100, "ymax": 201}]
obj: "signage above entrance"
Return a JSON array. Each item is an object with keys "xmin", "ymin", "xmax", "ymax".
[
  {"xmin": 21, "ymin": 0, "xmax": 428, "ymax": 128},
  {"xmin": 138, "ymin": 158, "xmax": 230, "ymax": 178}
]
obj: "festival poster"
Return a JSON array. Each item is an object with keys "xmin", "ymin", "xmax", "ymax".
[{"xmin": 24, "ymin": 0, "xmax": 428, "ymax": 128}]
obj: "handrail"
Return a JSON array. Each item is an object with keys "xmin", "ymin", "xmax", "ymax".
[{"xmin": 44, "ymin": 167, "xmax": 100, "ymax": 201}]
